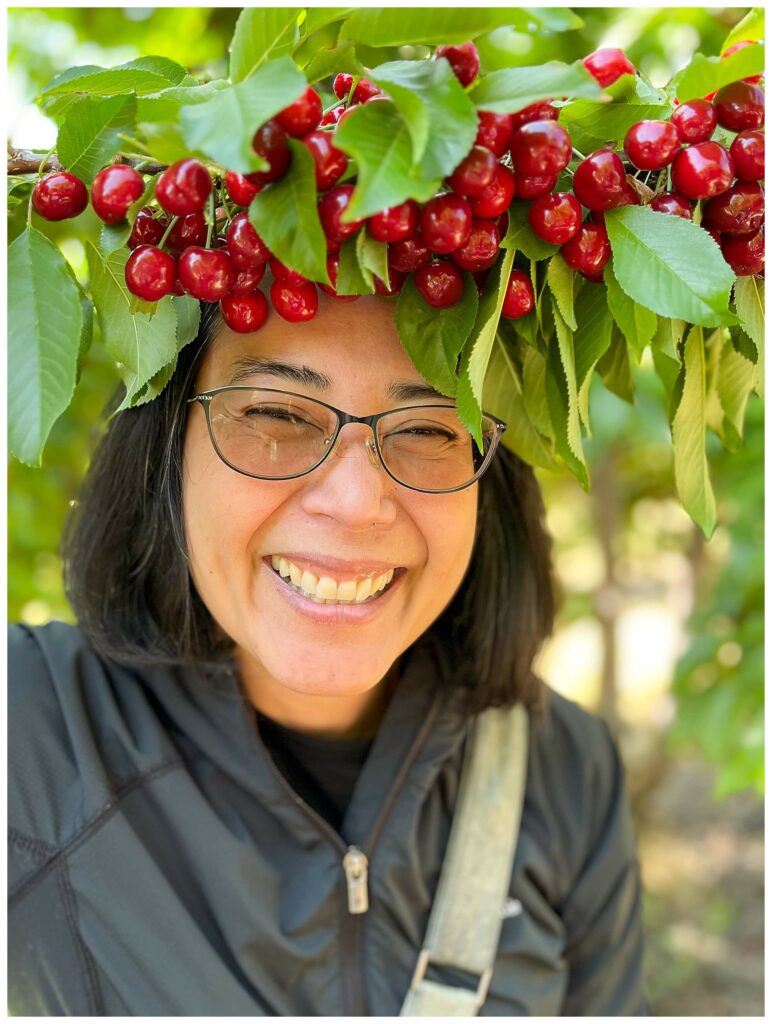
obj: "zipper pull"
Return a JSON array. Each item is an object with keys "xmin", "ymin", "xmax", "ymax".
[{"xmin": 342, "ymin": 846, "xmax": 369, "ymax": 914}]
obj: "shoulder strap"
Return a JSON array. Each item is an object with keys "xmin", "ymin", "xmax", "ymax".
[{"xmin": 400, "ymin": 702, "xmax": 529, "ymax": 1017}]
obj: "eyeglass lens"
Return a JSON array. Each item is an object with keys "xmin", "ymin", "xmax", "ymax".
[{"xmin": 206, "ymin": 389, "xmax": 498, "ymax": 491}]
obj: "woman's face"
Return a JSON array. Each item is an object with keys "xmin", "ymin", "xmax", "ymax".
[{"xmin": 182, "ymin": 294, "xmax": 478, "ymax": 702}]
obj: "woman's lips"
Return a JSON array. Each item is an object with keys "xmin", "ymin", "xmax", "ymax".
[{"xmin": 263, "ymin": 559, "xmax": 406, "ymax": 625}]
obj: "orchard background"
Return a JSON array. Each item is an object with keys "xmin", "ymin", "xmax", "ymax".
[{"xmin": 7, "ymin": 6, "xmax": 763, "ymax": 1014}]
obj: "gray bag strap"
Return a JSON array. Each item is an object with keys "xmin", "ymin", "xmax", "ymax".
[{"xmin": 400, "ymin": 702, "xmax": 529, "ymax": 1017}]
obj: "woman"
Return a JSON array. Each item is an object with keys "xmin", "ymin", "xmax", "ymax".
[{"xmin": 9, "ymin": 291, "xmax": 647, "ymax": 1015}]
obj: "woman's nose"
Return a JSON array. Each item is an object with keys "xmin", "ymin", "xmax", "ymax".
[{"xmin": 325, "ymin": 424, "xmax": 380, "ymax": 468}]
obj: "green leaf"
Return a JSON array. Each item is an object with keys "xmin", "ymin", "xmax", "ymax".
[
  {"xmin": 667, "ymin": 43, "xmax": 765, "ymax": 103},
  {"xmin": 8, "ymin": 228, "xmax": 82, "ymax": 466},
  {"xmin": 302, "ymin": 8, "xmax": 355, "ymax": 36},
  {"xmin": 722, "ymin": 8, "xmax": 765, "ymax": 52},
  {"xmin": 40, "ymin": 56, "xmax": 190, "ymax": 98},
  {"xmin": 605, "ymin": 205, "xmax": 736, "ymax": 327},
  {"xmin": 596, "ymin": 325, "xmax": 634, "ymax": 404},
  {"xmin": 302, "ymin": 43, "xmax": 363, "ymax": 85},
  {"xmin": 470, "ymin": 60, "xmax": 601, "ymax": 114},
  {"xmin": 573, "ymin": 283, "xmax": 613, "ymax": 429},
  {"xmin": 56, "ymin": 94, "xmax": 137, "ymax": 182},
  {"xmin": 337, "ymin": 235, "xmax": 374, "ymax": 296},
  {"xmin": 180, "ymin": 58, "xmax": 306, "ymax": 174},
  {"xmin": 715, "ymin": 334, "xmax": 757, "ymax": 450},
  {"xmin": 74, "ymin": 297, "xmax": 94, "ymax": 385},
  {"xmin": 100, "ymin": 222, "xmax": 131, "ymax": 255},
  {"xmin": 520, "ymin": 341, "xmax": 554, "ymax": 440},
  {"xmin": 356, "ymin": 229, "xmax": 389, "ymax": 288},
  {"xmin": 558, "ymin": 99, "xmax": 671, "ymax": 152},
  {"xmin": 525, "ymin": 8, "xmax": 584, "ymax": 31},
  {"xmin": 456, "ymin": 249, "xmax": 515, "ymax": 449},
  {"xmin": 547, "ymin": 299, "xmax": 589, "ymax": 489},
  {"xmin": 229, "ymin": 8, "xmax": 302, "ymax": 82},
  {"xmin": 546, "ymin": 254, "xmax": 576, "ymax": 330},
  {"xmin": 501, "ymin": 200, "xmax": 559, "ymax": 261},
  {"xmin": 136, "ymin": 80, "xmax": 229, "ymax": 124},
  {"xmin": 671, "ymin": 326, "xmax": 716, "ymax": 538},
  {"xmin": 734, "ymin": 275, "xmax": 764, "ymax": 400},
  {"xmin": 248, "ymin": 139, "xmax": 329, "ymax": 285},
  {"xmin": 394, "ymin": 272, "xmax": 478, "ymax": 399},
  {"xmin": 341, "ymin": 9, "xmax": 521, "ymax": 46},
  {"xmin": 603, "ymin": 261, "xmax": 657, "ymax": 360},
  {"xmin": 173, "ymin": 295, "xmax": 202, "ymax": 351}
]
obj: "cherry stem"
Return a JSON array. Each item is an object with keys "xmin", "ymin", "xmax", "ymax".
[
  {"xmin": 206, "ymin": 189, "xmax": 215, "ymax": 248},
  {"xmin": 26, "ymin": 145, "xmax": 57, "ymax": 227},
  {"xmin": 117, "ymin": 133, "xmax": 151, "ymax": 156},
  {"xmin": 571, "ymin": 147, "xmax": 586, "ymax": 161},
  {"xmin": 655, "ymin": 167, "xmax": 667, "ymax": 195},
  {"xmin": 158, "ymin": 215, "xmax": 179, "ymax": 249}
]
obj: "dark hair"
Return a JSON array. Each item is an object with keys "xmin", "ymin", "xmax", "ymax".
[{"xmin": 62, "ymin": 302, "xmax": 557, "ymax": 716}]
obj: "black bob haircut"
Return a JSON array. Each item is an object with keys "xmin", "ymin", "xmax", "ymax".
[{"xmin": 62, "ymin": 302, "xmax": 558, "ymax": 717}]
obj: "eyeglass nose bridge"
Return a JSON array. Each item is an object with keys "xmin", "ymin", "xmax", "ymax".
[{"xmin": 324, "ymin": 416, "xmax": 380, "ymax": 469}]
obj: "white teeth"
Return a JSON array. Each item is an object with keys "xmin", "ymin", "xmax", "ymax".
[{"xmin": 269, "ymin": 556, "xmax": 397, "ymax": 603}]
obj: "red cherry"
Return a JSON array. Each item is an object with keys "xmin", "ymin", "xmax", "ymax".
[
  {"xmin": 318, "ymin": 185, "xmax": 364, "ymax": 243},
  {"xmin": 155, "ymin": 159, "xmax": 212, "ymax": 216},
  {"xmin": 730, "ymin": 130, "xmax": 765, "ymax": 181},
  {"xmin": 251, "ymin": 120, "xmax": 291, "ymax": 185},
  {"xmin": 624, "ymin": 120, "xmax": 681, "ymax": 170},
  {"xmin": 721, "ymin": 228, "xmax": 764, "ymax": 276},
  {"xmin": 166, "ymin": 211, "xmax": 207, "ymax": 253},
  {"xmin": 373, "ymin": 268, "xmax": 406, "ymax": 296},
  {"xmin": 447, "ymin": 146, "xmax": 498, "ymax": 197},
  {"xmin": 125, "ymin": 245, "xmax": 177, "ymax": 301},
  {"xmin": 472, "ymin": 270, "xmax": 489, "ymax": 295},
  {"xmin": 572, "ymin": 150, "xmax": 628, "ymax": 210},
  {"xmin": 469, "ymin": 164, "xmax": 516, "ymax": 218},
  {"xmin": 713, "ymin": 81, "xmax": 765, "ymax": 132},
  {"xmin": 220, "ymin": 292, "xmax": 269, "ymax": 333},
  {"xmin": 178, "ymin": 247, "xmax": 235, "ymax": 301},
  {"xmin": 90, "ymin": 164, "xmax": 144, "ymax": 224},
  {"xmin": 650, "ymin": 192, "xmax": 693, "ymax": 219},
  {"xmin": 702, "ymin": 182, "xmax": 764, "ymax": 236},
  {"xmin": 300, "ymin": 130, "xmax": 348, "ymax": 191},
  {"xmin": 31, "ymin": 171, "xmax": 88, "ymax": 221},
  {"xmin": 270, "ymin": 280, "xmax": 319, "ymax": 321},
  {"xmin": 388, "ymin": 231, "xmax": 431, "ymax": 273},
  {"xmin": 703, "ymin": 226, "xmax": 722, "ymax": 246},
  {"xmin": 319, "ymin": 252, "xmax": 359, "ymax": 302},
  {"xmin": 230, "ymin": 261, "xmax": 266, "ymax": 296},
  {"xmin": 670, "ymin": 99, "xmax": 718, "ymax": 144},
  {"xmin": 451, "ymin": 219, "xmax": 501, "ymax": 272},
  {"xmin": 127, "ymin": 207, "xmax": 167, "ymax": 250},
  {"xmin": 474, "ymin": 111, "xmax": 513, "ymax": 157},
  {"xmin": 420, "ymin": 193, "xmax": 473, "ymax": 254},
  {"xmin": 333, "ymin": 74, "xmax": 354, "ymax": 100},
  {"xmin": 276, "ymin": 87, "xmax": 322, "ymax": 138},
  {"xmin": 582, "ymin": 47, "xmax": 635, "ymax": 87},
  {"xmin": 671, "ymin": 142, "xmax": 734, "ymax": 200},
  {"xmin": 433, "ymin": 41, "xmax": 480, "ymax": 88},
  {"xmin": 560, "ymin": 222, "xmax": 611, "ymax": 276},
  {"xmin": 415, "ymin": 262, "xmax": 465, "ymax": 308},
  {"xmin": 225, "ymin": 170, "xmax": 262, "ymax": 207},
  {"xmin": 514, "ymin": 172, "xmax": 557, "ymax": 200},
  {"xmin": 352, "ymin": 78, "xmax": 380, "ymax": 104},
  {"xmin": 722, "ymin": 40, "xmax": 763, "ymax": 84},
  {"xmin": 320, "ymin": 104, "xmax": 346, "ymax": 126},
  {"xmin": 368, "ymin": 200, "xmax": 419, "ymax": 243},
  {"xmin": 226, "ymin": 212, "xmax": 271, "ymax": 269},
  {"xmin": 529, "ymin": 193, "xmax": 582, "ymax": 244},
  {"xmin": 269, "ymin": 257, "xmax": 308, "ymax": 286},
  {"xmin": 581, "ymin": 271, "xmax": 605, "ymax": 284},
  {"xmin": 510, "ymin": 120, "xmax": 572, "ymax": 177},
  {"xmin": 501, "ymin": 270, "xmax": 535, "ymax": 319},
  {"xmin": 511, "ymin": 100, "xmax": 558, "ymax": 133}
]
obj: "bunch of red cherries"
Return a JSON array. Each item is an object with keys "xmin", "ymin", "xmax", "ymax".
[{"xmin": 29, "ymin": 40, "xmax": 765, "ymax": 333}]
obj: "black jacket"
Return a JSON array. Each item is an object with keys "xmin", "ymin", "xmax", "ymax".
[{"xmin": 8, "ymin": 622, "xmax": 647, "ymax": 1015}]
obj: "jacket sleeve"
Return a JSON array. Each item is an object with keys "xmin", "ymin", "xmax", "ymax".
[{"xmin": 558, "ymin": 719, "xmax": 648, "ymax": 1016}]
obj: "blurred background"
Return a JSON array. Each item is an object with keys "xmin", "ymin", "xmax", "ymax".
[{"xmin": 7, "ymin": 7, "xmax": 763, "ymax": 1015}]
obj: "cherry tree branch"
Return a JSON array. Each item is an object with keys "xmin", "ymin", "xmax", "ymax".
[{"xmin": 7, "ymin": 146, "xmax": 168, "ymax": 176}]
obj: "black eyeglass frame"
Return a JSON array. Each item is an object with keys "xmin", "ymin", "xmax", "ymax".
[{"xmin": 187, "ymin": 385, "xmax": 508, "ymax": 495}]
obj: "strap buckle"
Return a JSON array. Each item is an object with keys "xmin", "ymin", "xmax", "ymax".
[{"xmin": 409, "ymin": 948, "xmax": 494, "ymax": 1009}]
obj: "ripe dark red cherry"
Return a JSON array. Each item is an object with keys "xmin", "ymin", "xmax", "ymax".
[
  {"xmin": 275, "ymin": 87, "xmax": 322, "ymax": 137},
  {"xmin": 320, "ymin": 104, "xmax": 346, "ymax": 126},
  {"xmin": 155, "ymin": 159, "xmax": 212, "ymax": 216},
  {"xmin": 560, "ymin": 222, "xmax": 611, "ymax": 276},
  {"xmin": 270, "ymin": 280, "xmax": 319, "ymax": 321},
  {"xmin": 125, "ymin": 245, "xmax": 176, "ymax": 301},
  {"xmin": 713, "ymin": 81, "xmax": 765, "ymax": 132},
  {"xmin": 434, "ymin": 41, "xmax": 480, "ymax": 87},
  {"xmin": 333, "ymin": 73, "xmax": 354, "ymax": 100},
  {"xmin": 529, "ymin": 193, "xmax": 582, "ymax": 244},
  {"xmin": 671, "ymin": 142, "xmax": 734, "ymax": 200},
  {"xmin": 582, "ymin": 47, "xmax": 635, "ymax": 87},
  {"xmin": 178, "ymin": 247, "xmax": 235, "ymax": 301},
  {"xmin": 352, "ymin": 78, "xmax": 380, "ymax": 104},
  {"xmin": 90, "ymin": 164, "xmax": 144, "ymax": 224},
  {"xmin": 469, "ymin": 164, "xmax": 516, "ymax": 218},
  {"xmin": 703, "ymin": 226, "xmax": 721, "ymax": 246},
  {"xmin": 670, "ymin": 99, "xmax": 718, "ymax": 144},
  {"xmin": 269, "ymin": 258, "xmax": 308, "ymax": 286},
  {"xmin": 300, "ymin": 130, "xmax": 348, "ymax": 190},
  {"xmin": 127, "ymin": 207, "xmax": 167, "ymax": 249},
  {"xmin": 447, "ymin": 146, "xmax": 498, "ymax": 197},
  {"xmin": 730, "ymin": 130, "xmax": 765, "ymax": 181},
  {"xmin": 226, "ymin": 212, "xmax": 271, "ymax": 270},
  {"xmin": 167, "ymin": 211, "xmax": 207, "ymax": 253},
  {"xmin": 319, "ymin": 252, "xmax": 359, "ymax": 302},
  {"xmin": 415, "ymin": 262, "xmax": 465, "ymax": 308},
  {"xmin": 721, "ymin": 228, "xmax": 764, "ymax": 276},
  {"xmin": 451, "ymin": 219, "xmax": 501, "ymax": 272},
  {"xmin": 510, "ymin": 120, "xmax": 572, "ymax": 177},
  {"xmin": 702, "ymin": 182, "xmax": 764, "ymax": 236},
  {"xmin": 514, "ymin": 172, "xmax": 557, "ymax": 200},
  {"xmin": 31, "ymin": 171, "xmax": 88, "ymax": 221},
  {"xmin": 511, "ymin": 100, "xmax": 558, "ymax": 133},
  {"xmin": 319, "ymin": 185, "xmax": 365, "ymax": 243},
  {"xmin": 421, "ymin": 193, "xmax": 473, "ymax": 254},
  {"xmin": 230, "ymin": 261, "xmax": 266, "ymax": 296},
  {"xmin": 501, "ymin": 270, "xmax": 535, "ymax": 319},
  {"xmin": 624, "ymin": 120, "xmax": 681, "ymax": 170},
  {"xmin": 572, "ymin": 150, "xmax": 628, "ymax": 210},
  {"xmin": 225, "ymin": 170, "xmax": 262, "ymax": 207},
  {"xmin": 220, "ymin": 292, "xmax": 269, "ymax": 333},
  {"xmin": 368, "ymin": 200, "xmax": 419, "ymax": 243},
  {"xmin": 474, "ymin": 111, "xmax": 513, "ymax": 157},
  {"xmin": 388, "ymin": 231, "xmax": 431, "ymax": 273},
  {"xmin": 251, "ymin": 120, "xmax": 291, "ymax": 185},
  {"xmin": 650, "ymin": 192, "xmax": 693, "ymax": 219},
  {"xmin": 374, "ymin": 268, "xmax": 406, "ymax": 296}
]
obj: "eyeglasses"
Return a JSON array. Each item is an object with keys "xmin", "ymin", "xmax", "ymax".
[{"xmin": 187, "ymin": 386, "xmax": 507, "ymax": 494}]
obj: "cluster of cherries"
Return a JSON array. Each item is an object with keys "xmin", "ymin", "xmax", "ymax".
[{"xmin": 29, "ymin": 39, "xmax": 764, "ymax": 332}]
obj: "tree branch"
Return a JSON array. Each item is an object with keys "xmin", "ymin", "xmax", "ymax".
[{"xmin": 7, "ymin": 146, "xmax": 168, "ymax": 176}]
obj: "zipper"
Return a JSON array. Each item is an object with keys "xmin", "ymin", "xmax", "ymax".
[{"xmin": 342, "ymin": 846, "xmax": 369, "ymax": 913}]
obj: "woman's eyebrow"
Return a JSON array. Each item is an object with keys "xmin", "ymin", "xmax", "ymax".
[{"xmin": 226, "ymin": 356, "xmax": 447, "ymax": 401}]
